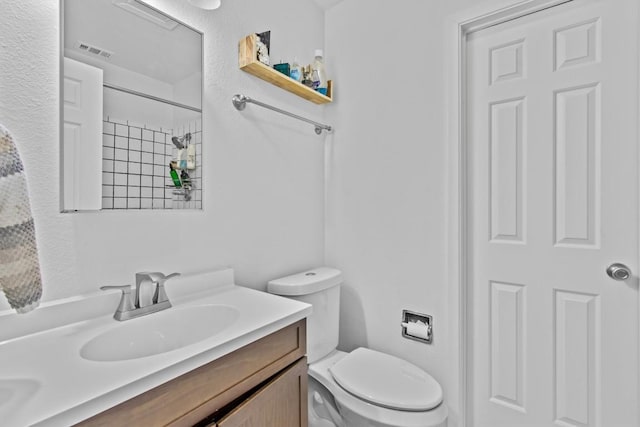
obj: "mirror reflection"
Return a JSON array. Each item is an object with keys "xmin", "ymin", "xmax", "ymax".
[{"xmin": 62, "ymin": 0, "xmax": 203, "ymax": 211}]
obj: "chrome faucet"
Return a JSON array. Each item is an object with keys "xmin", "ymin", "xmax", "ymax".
[{"xmin": 101, "ymin": 272, "xmax": 180, "ymax": 321}]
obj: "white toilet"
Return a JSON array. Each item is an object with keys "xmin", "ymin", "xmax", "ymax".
[{"xmin": 268, "ymin": 267, "xmax": 448, "ymax": 427}]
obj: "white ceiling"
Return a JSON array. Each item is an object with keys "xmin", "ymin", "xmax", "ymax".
[{"xmin": 64, "ymin": 0, "xmax": 201, "ymax": 85}]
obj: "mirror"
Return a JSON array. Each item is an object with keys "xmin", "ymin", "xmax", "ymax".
[{"xmin": 61, "ymin": 0, "xmax": 203, "ymax": 211}]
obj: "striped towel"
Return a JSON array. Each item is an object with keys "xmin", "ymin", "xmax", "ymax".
[{"xmin": 0, "ymin": 124, "xmax": 42, "ymax": 313}]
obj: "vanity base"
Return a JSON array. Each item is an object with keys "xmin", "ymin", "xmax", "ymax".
[{"xmin": 75, "ymin": 319, "xmax": 307, "ymax": 427}]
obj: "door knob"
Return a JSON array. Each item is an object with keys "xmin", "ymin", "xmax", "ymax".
[{"xmin": 606, "ymin": 263, "xmax": 632, "ymax": 281}]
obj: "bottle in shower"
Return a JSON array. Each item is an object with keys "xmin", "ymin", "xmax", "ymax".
[{"xmin": 169, "ymin": 163, "xmax": 182, "ymax": 188}]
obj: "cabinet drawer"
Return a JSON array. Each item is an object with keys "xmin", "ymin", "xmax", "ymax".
[{"xmin": 76, "ymin": 319, "xmax": 306, "ymax": 427}]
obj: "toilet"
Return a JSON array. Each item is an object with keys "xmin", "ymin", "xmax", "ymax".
[{"xmin": 268, "ymin": 267, "xmax": 448, "ymax": 427}]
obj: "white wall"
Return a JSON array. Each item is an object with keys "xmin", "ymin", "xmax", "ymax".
[
  {"xmin": 0, "ymin": 0, "xmax": 327, "ymax": 309},
  {"xmin": 323, "ymin": 0, "xmax": 480, "ymax": 425}
]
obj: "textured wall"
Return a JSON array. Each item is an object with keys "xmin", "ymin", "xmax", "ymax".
[{"xmin": 0, "ymin": 0, "xmax": 327, "ymax": 309}]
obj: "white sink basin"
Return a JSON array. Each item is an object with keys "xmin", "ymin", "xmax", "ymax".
[
  {"xmin": 0, "ymin": 379, "xmax": 39, "ymax": 411},
  {"xmin": 80, "ymin": 304, "xmax": 240, "ymax": 362}
]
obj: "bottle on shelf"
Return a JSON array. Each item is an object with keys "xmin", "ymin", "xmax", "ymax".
[
  {"xmin": 301, "ymin": 65, "xmax": 314, "ymax": 87},
  {"xmin": 312, "ymin": 49, "xmax": 328, "ymax": 95},
  {"xmin": 290, "ymin": 58, "xmax": 302, "ymax": 82}
]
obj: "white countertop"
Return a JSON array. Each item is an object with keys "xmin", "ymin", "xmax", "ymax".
[{"xmin": 0, "ymin": 268, "xmax": 311, "ymax": 426}]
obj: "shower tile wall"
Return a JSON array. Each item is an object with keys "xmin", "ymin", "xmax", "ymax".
[{"xmin": 101, "ymin": 118, "xmax": 202, "ymax": 210}]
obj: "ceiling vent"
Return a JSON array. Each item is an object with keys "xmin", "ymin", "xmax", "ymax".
[{"xmin": 77, "ymin": 41, "xmax": 114, "ymax": 59}]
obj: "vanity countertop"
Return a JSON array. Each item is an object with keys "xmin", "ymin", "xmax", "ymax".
[{"xmin": 0, "ymin": 268, "xmax": 311, "ymax": 426}]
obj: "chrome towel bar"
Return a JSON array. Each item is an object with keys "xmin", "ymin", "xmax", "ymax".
[{"xmin": 232, "ymin": 94, "xmax": 332, "ymax": 135}]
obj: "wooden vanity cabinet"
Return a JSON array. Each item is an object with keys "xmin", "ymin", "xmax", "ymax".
[
  {"xmin": 75, "ymin": 319, "xmax": 307, "ymax": 427},
  {"xmin": 205, "ymin": 357, "xmax": 307, "ymax": 427}
]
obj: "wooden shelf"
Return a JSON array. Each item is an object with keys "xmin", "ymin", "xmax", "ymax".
[{"xmin": 239, "ymin": 34, "xmax": 332, "ymax": 105}]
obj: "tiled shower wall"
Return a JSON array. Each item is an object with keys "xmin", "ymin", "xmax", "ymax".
[{"xmin": 102, "ymin": 118, "xmax": 202, "ymax": 209}]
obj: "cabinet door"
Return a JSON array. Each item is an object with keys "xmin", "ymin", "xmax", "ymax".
[{"xmin": 217, "ymin": 357, "xmax": 308, "ymax": 427}]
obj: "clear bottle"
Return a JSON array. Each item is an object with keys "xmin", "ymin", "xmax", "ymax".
[
  {"xmin": 290, "ymin": 58, "xmax": 302, "ymax": 82},
  {"xmin": 312, "ymin": 49, "xmax": 328, "ymax": 95},
  {"xmin": 301, "ymin": 65, "xmax": 314, "ymax": 87}
]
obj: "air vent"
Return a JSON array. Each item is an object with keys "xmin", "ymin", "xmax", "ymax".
[{"xmin": 76, "ymin": 41, "xmax": 113, "ymax": 59}]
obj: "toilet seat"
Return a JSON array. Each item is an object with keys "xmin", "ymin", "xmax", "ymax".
[
  {"xmin": 329, "ymin": 347, "xmax": 443, "ymax": 411},
  {"xmin": 309, "ymin": 350, "xmax": 448, "ymax": 427}
]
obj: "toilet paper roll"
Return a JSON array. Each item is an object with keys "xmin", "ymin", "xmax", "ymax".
[{"xmin": 401, "ymin": 320, "xmax": 431, "ymax": 340}]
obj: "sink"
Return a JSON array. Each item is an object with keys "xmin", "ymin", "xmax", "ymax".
[
  {"xmin": 0, "ymin": 379, "xmax": 40, "ymax": 421},
  {"xmin": 80, "ymin": 304, "xmax": 240, "ymax": 362}
]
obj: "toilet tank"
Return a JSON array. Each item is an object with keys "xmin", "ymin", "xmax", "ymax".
[{"xmin": 268, "ymin": 267, "xmax": 342, "ymax": 364}]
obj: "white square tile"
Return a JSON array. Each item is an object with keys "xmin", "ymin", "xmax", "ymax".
[
  {"xmin": 103, "ymin": 146, "xmax": 114, "ymax": 160},
  {"xmin": 113, "ymin": 198, "xmax": 127, "ymax": 209},
  {"xmin": 114, "ymin": 161, "xmax": 127, "ymax": 174},
  {"xmin": 128, "ymin": 150, "xmax": 141, "ymax": 163},
  {"xmin": 102, "ymin": 185, "xmax": 114, "ymax": 197},
  {"xmin": 128, "ymin": 175, "xmax": 141, "ymax": 186},
  {"xmin": 103, "ymin": 134, "xmax": 115, "ymax": 147},
  {"xmin": 114, "ymin": 186, "xmax": 127, "ymax": 198},
  {"xmin": 115, "ymin": 136, "xmax": 128, "ymax": 150},
  {"xmin": 102, "ymin": 198, "xmax": 113, "ymax": 209},
  {"xmin": 128, "ymin": 162, "xmax": 141, "ymax": 174},
  {"xmin": 142, "ymin": 152, "xmax": 153, "ymax": 164},
  {"xmin": 129, "ymin": 127, "xmax": 142, "ymax": 140},
  {"xmin": 102, "ymin": 159, "xmax": 114, "ymax": 173},
  {"xmin": 128, "ymin": 186, "xmax": 141, "ymax": 197},
  {"xmin": 115, "ymin": 124, "xmax": 128, "ymax": 137},
  {"xmin": 114, "ymin": 173, "xmax": 127, "ymax": 186},
  {"xmin": 129, "ymin": 139, "xmax": 142, "ymax": 151},
  {"xmin": 153, "ymin": 188, "xmax": 165, "ymax": 199},
  {"xmin": 103, "ymin": 122, "xmax": 115, "ymax": 135},
  {"xmin": 102, "ymin": 172, "xmax": 114, "ymax": 185},
  {"xmin": 114, "ymin": 149, "xmax": 127, "ymax": 162},
  {"xmin": 153, "ymin": 176, "xmax": 164, "ymax": 187},
  {"xmin": 154, "ymin": 132, "xmax": 166, "ymax": 143}
]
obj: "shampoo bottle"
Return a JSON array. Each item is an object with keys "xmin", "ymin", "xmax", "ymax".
[{"xmin": 187, "ymin": 144, "xmax": 196, "ymax": 170}]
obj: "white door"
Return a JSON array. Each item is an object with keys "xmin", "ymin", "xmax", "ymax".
[
  {"xmin": 63, "ymin": 57, "xmax": 103, "ymax": 211},
  {"xmin": 467, "ymin": 0, "xmax": 639, "ymax": 426}
]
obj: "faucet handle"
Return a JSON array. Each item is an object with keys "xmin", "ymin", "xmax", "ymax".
[
  {"xmin": 152, "ymin": 272, "xmax": 180, "ymax": 304},
  {"xmin": 100, "ymin": 285, "xmax": 135, "ymax": 318},
  {"xmin": 164, "ymin": 272, "xmax": 181, "ymax": 281}
]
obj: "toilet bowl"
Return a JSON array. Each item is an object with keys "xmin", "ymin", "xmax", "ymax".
[{"xmin": 268, "ymin": 267, "xmax": 448, "ymax": 427}]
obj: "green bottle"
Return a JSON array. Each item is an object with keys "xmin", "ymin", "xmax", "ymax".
[{"xmin": 169, "ymin": 163, "xmax": 182, "ymax": 188}]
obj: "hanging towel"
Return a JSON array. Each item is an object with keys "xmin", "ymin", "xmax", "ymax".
[{"xmin": 0, "ymin": 124, "xmax": 42, "ymax": 313}]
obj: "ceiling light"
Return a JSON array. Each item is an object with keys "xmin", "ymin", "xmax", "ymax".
[
  {"xmin": 187, "ymin": 0, "xmax": 222, "ymax": 10},
  {"xmin": 112, "ymin": 0, "xmax": 179, "ymax": 30}
]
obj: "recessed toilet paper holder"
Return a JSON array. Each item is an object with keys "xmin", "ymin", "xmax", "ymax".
[{"xmin": 401, "ymin": 310, "xmax": 433, "ymax": 344}]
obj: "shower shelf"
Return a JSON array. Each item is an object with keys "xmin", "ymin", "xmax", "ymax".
[{"xmin": 238, "ymin": 34, "xmax": 333, "ymax": 105}]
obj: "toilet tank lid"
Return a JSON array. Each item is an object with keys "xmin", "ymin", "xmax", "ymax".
[{"xmin": 268, "ymin": 267, "xmax": 342, "ymax": 296}]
